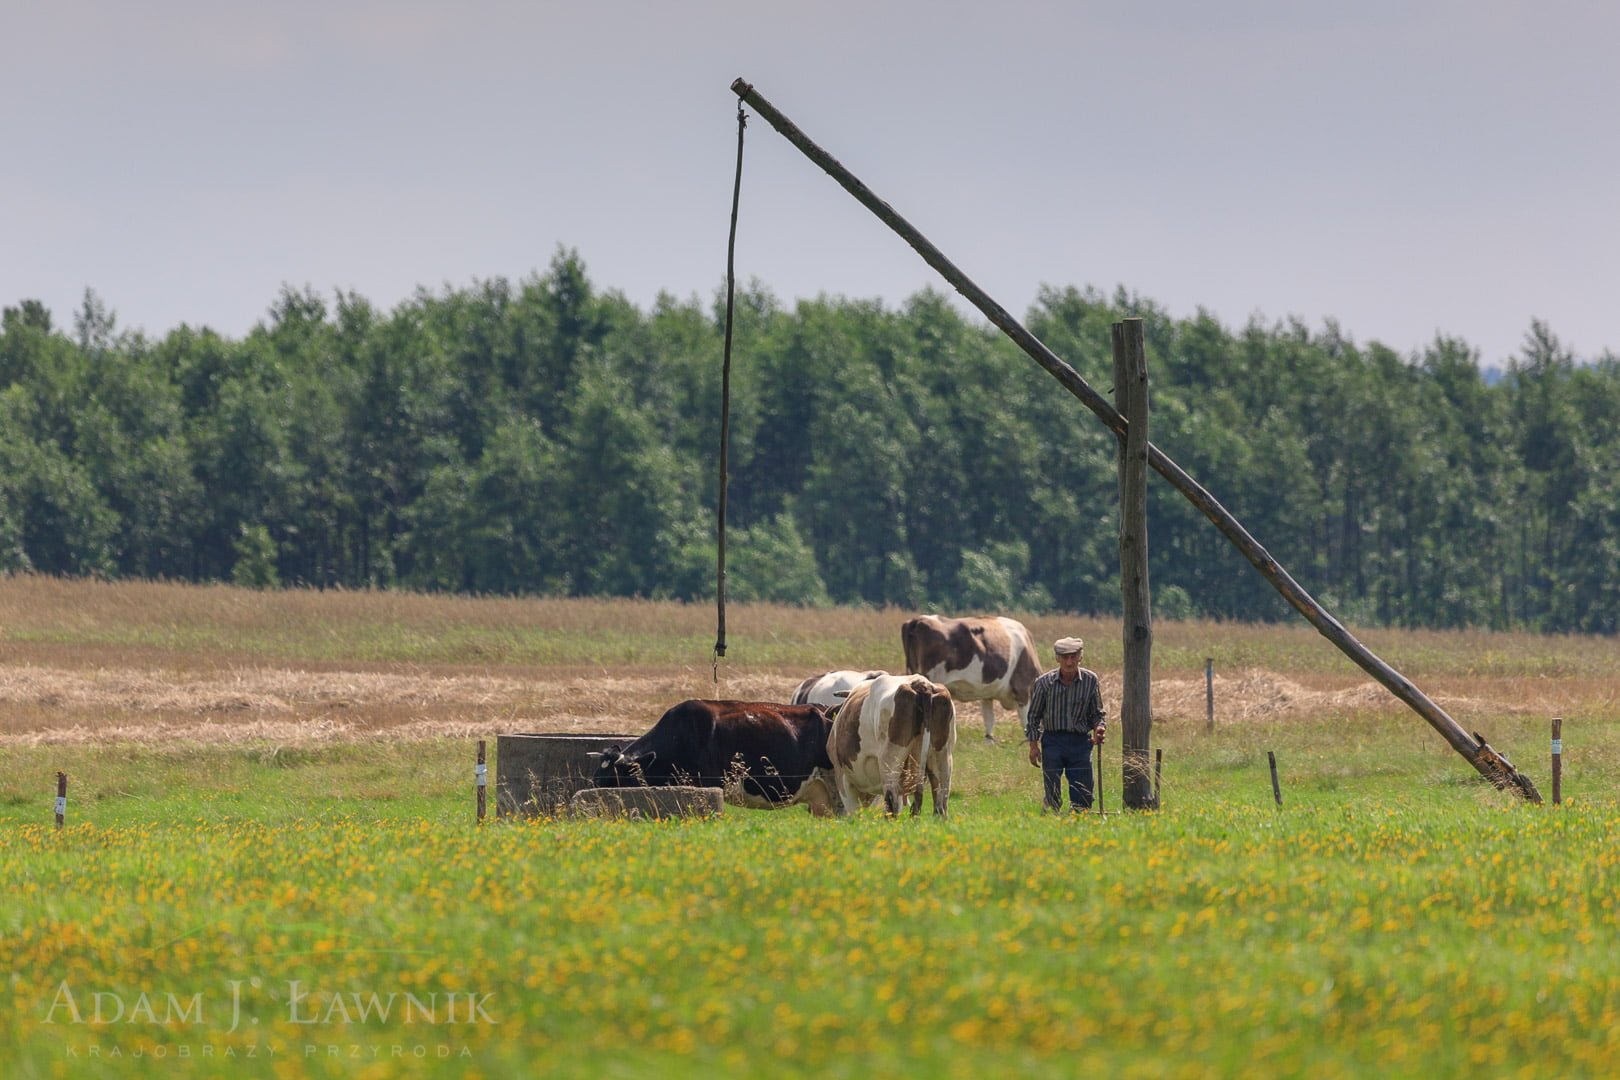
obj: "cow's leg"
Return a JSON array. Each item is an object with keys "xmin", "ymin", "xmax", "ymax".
[
  {"xmin": 836, "ymin": 770, "xmax": 868, "ymax": 817},
  {"xmin": 880, "ymin": 744, "xmax": 914, "ymax": 818},
  {"xmin": 906, "ymin": 753, "xmax": 927, "ymax": 817},
  {"xmin": 979, "ymin": 700, "xmax": 997, "ymax": 741},
  {"xmin": 927, "ymin": 747, "xmax": 953, "ymax": 817},
  {"xmin": 909, "ymin": 734, "xmax": 927, "ymax": 817}
]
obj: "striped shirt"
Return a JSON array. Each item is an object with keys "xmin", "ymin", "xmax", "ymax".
[{"xmin": 1024, "ymin": 667, "xmax": 1105, "ymax": 742}]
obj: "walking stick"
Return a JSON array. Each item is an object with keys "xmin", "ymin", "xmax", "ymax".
[{"xmin": 1095, "ymin": 737, "xmax": 1104, "ymax": 814}]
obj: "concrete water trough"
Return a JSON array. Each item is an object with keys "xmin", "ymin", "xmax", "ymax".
[{"xmin": 495, "ymin": 732, "xmax": 642, "ymax": 818}]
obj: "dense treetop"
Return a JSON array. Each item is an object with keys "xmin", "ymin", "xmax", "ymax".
[{"xmin": 3, "ymin": 250, "xmax": 1616, "ymax": 633}]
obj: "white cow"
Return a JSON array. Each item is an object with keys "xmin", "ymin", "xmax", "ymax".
[
  {"xmin": 901, "ymin": 615, "xmax": 1041, "ymax": 741},
  {"xmin": 827, "ymin": 674, "xmax": 956, "ymax": 817},
  {"xmin": 790, "ymin": 669, "xmax": 887, "ymax": 709}
]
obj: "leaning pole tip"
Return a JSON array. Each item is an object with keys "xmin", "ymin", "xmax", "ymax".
[{"xmin": 731, "ymin": 78, "xmax": 752, "ymax": 97}]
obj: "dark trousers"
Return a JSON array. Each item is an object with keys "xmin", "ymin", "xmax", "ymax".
[{"xmin": 1042, "ymin": 730, "xmax": 1094, "ymax": 811}]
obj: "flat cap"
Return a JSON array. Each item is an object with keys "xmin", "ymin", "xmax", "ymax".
[{"xmin": 1053, "ymin": 636, "xmax": 1084, "ymax": 655}]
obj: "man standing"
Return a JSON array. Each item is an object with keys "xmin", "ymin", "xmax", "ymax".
[{"xmin": 1025, "ymin": 636, "xmax": 1107, "ymax": 812}]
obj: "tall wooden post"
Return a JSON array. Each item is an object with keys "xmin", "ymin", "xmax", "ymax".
[
  {"xmin": 55, "ymin": 772, "xmax": 67, "ymax": 829},
  {"xmin": 1114, "ymin": 319, "xmax": 1154, "ymax": 810}
]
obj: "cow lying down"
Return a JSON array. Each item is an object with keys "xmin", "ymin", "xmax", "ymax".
[{"xmin": 591, "ymin": 699, "xmax": 836, "ymax": 814}]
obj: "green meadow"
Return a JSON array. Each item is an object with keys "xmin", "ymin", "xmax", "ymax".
[{"xmin": 2, "ymin": 579, "xmax": 1618, "ymax": 1078}]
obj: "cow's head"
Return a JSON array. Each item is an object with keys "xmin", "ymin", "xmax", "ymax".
[{"xmin": 589, "ymin": 744, "xmax": 658, "ymax": 787}]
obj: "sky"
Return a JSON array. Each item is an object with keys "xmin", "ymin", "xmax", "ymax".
[{"xmin": 4, "ymin": 0, "xmax": 1616, "ymax": 368}]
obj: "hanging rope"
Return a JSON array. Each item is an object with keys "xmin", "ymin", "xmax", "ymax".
[{"xmin": 714, "ymin": 101, "xmax": 746, "ymax": 684}]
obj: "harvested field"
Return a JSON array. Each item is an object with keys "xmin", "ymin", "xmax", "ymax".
[
  {"xmin": 0, "ymin": 577, "xmax": 1613, "ymax": 764},
  {"xmin": 0, "ymin": 660, "xmax": 1548, "ymax": 746}
]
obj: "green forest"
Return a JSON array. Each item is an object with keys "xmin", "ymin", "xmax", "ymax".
[{"xmin": 2, "ymin": 250, "xmax": 1616, "ymax": 633}]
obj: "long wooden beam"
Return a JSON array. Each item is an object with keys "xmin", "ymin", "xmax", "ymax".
[{"xmin": 731, "ymin": 76, "xmax": 1541, "ymax": 803}]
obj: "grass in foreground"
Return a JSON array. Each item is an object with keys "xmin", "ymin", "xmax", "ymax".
[
  {"xmin": 2, "ymin": 735, "xmax": 1619, "ymax": 1079},
  {"xmin": 3, "ymin": 577, "xmax": 1619, "ymax": 1077}
]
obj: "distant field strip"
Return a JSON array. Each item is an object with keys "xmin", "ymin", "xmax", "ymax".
[{"xmin": 0, "ymin": 662, "xmax": 1530, "ymax": 746}]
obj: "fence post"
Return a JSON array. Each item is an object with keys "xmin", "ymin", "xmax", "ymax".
[
  {"xmin": 1268, "ymin": 751, "xmax": 1282, "ymax": 807},
  {"xmin": 476, "ymin": 741, "xmax": 488, "ymax": 824},
  {"xmin": 1551, "ymin": 718, "xmax": 1562, "ymax": 806},
  {"xmin": 1154, "ymin": 748, "xmax": 1163, "ymax": 809},
  {"xmin": 55, "ymin": 772, "xmax": 67, "ymax": 830},
  {"xmin": 1206, "ymin": 657, "xmax": 1214, "ymax": 734}
]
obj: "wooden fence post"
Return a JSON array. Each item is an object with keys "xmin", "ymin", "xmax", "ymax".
[
  {"xmin": 476, "ymin": 741, "xmax": 488, "ymax": 825},
  {"xmin": 1268, "ymin": 751, "xmax": 1282, "ymax": 807},
  {"xmin": 55, "ymin": 772, "xmax": 66, "ymax": 830},
  {"xmin": 1205, "ymin": 658, "xmax": 1214, "ymax": 734},
  {"xmin": 1154, "ymin": 748, "xmax": 1163, "ymax": 809},
  {"xmin": 1551, "ymin": 718, "xmax": 1562, "ymax": 806}
]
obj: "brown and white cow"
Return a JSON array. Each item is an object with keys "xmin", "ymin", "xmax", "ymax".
[
  {"xmin": 900, "ymin": 615, "xmax": 1041, "ymax": 740},
  {"xmin": 591, "ymin": 700, "xmax": 837, "ymax": 814},
  {"xmin": 828, "ymin": 674, "xmax": 956, "ymax": 817},
  {"xmin": 790, "ymin": 669, "xmax": 886, "ymax": 709}
]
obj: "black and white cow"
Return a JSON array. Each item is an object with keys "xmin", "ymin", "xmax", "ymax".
[{"xmin": 789, "ymin": 669, "xmax": 886, "ymax": 709}]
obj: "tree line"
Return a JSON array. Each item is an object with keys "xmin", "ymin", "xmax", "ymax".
[{"xmin": 3, "ymin": 250, "xmax": 1616, "ymax": 633}]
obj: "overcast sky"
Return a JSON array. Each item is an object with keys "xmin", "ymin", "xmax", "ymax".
[{"xmin": 5, "ymin": 1, "xmax": 1615, "ymax": 367}]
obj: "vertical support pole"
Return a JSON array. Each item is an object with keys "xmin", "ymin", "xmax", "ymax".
[
  {"xmin": 1268, "ymin": 751, "xmax": 1282, "ymax": 807},
  {"xmin": 1154, "ymin": 748, "xmax": 1163, "ymax": 809},
  {"xmin": 1113, "ymin": 319, "xmax": 1153, "ymax": 810},
  {"xmin": 1205, "ymin": 657, "xmax": 1215, "ymax": 734},
  {"xmin": 55, "ymin": 772, "xmax": 67, "ymax": 830},
  {"xmin": 476, "ymin": 741, "xmax": 488, "ymax": 825},
  {"xmin": 1551, "ymin": 718, "xmax": 1562, "ymax": 806}
]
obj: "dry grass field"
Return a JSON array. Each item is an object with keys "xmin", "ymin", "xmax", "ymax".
[{"xmin": 2, "ymin": 574, "xmax": 1614, "ymax": 754}]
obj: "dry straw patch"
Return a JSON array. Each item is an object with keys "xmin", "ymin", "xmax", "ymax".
[
  {"xmin": 0, "ymin": 575, "xmax": 1611, "ymax": 747},
  {"xmin": 0, "ymin": 662, "xmax": 813, "ymax": 746},
  {"xmin": 0, "ymin": 660, "xmax": 1536, "ymax": 748},
  {"xmin": 1146, "ymin": 669, "xmax": 1513, "ymax": 725}
]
